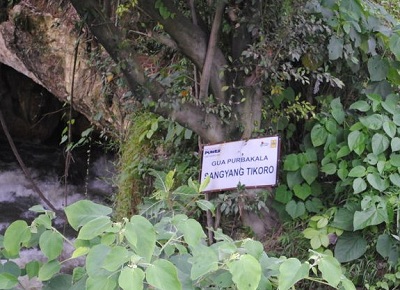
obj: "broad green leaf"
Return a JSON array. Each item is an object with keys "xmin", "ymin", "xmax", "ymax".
[
  {"xmin": 71, "ymin": 247, "xmax": 90, "ymax": 259},
  {"xmin": 103, "ymin": 246, "xmax": 130, "ymax": 272},
  {"xmin": 341, "ymin": 278, "xmax": 357, "ymax": 290},
  {"xmin": 86, "ymin": 276, "xmax": 117, "ymax": 290},
  {"xmin": 359, "ymin": 114, "xmax": 383, "ymax": 130},
  {"xmin": 199, "ymin": 175, "xmax": 210, "ymax": 193},
  {"xmin": 348, "ymin": 166, "xmax": 366, "ymax": 178},
  {"xmin": 3, "ymin": 220, "xmax": 31, "ymax": 257},
  {"xmin": 371, "ymin": 133, "xmax": 389, "ymax": 155},
  {"xmin": 383, "ymin": 121, "xmax": 397, "ymax": 138},
  {"xmin": 348, "ymin": 130, "xmax": 366, "ymax": 155},
  {"xmin": 349, "ymin": 100, "xmax": 370, "ymax": 112},
  {"xmin": 118, "ymin": 267, "xmax": 144, "ymax": 290},
  {"xmin": 376, "ymin": 234, "xmax": 392, "ymax": 258},
  {"xmin": 392, "ymin": 137, "xmax": 400, "ymax": 151},
  {"xmin": 334, "ymin": 232, "xmax": 367, "ymax": 263},
  {"xmin": 173, "ymin": 215, "xmax": 206, "ymax": 248},
  {"xmin": 301, "ymin": 163, "xmax": 318, "ymax": 185},
  {"xmin": 311, "ymin": 124, "xmax": 328, "ymax": 147},
  {"xmin": 39, "ymin": 230, "xmax": 63, "ymax": 260},
  {"xmin": 321, "ymin": 163, "xmax": 337, "ymax": 175},
  {"xmin": 367, "ymin": 56, "xmax": 388, "ymax": 81},
  {"xmin": 328, "ymin": 36, "xmax": 343, "ymax": 60},
  {"xmin": 366, "ymin": 173, "xmax": 389, "ymax": 192},
  {"xmin": 283, "ymin": 154, "xmax": 300, "ymax": 171},
  {"xmin": 228, "ymin": 255, "xmax": 261, "ymax": 290},
  {"xmin": 0, "ymin": 273, "xmax": 18, "ymax": 289},
  {"xmin": 389, "ymin": 33, "xmax": 400, "ymax": 61},
  {"xmin": 86, "ymin": 244, "xmax": 112, "ymax": 278},
  {"xmin": 126, "ymin": 216, "xmax": 156, "ymax": 262},
  {"xmin": 146, "ymin": 259, "xmax": 182, "ymax": 290},
  {"xmin": 274, "ymin": 185, "xmax": 292, "ymax": 204},
  {"xmin": 354, "ymin": 203, "xmax": 388, "ymax": 230},
  {"xmin": 1, "ymin": 261, "xmax": 20, "ymax": 278},
  {"xmin": 25, "ymin": 261, "xmax": 40, "ymax": 279},
  {"xmin": 286, "ymin": 171, "xmax": 303, "ymax": 189},
  {"xmin": 196, "ymin": 200, "xmax": 215, "ymax": 215},
  {"xmin": 352, "ymin": 177, "xmax": 367, "ymax": 194},
  {"xmin": 38, "ymin": 260, "xmax": 61, "ymax": 281},
  {"xmin": 382, "ymin": 94, "xmax": 400, "ymax": 114},
  {"xmin": 286, "ymin": 200, "xmax": 306, "ymax": 219},
  {"xmin": 389, "ymin": 173, "xmax": 400, "ymax": 187},
  {"xmin": 332, "ymin": 208, "xmax": 355, "ymax": 231},
  {"xmin": 189, "ymin": 245, "xmax": 219, "ymax": 280},
  {"xmin": 318, "ymin": 255, "xmax": 342, "ymax": 287},
  {"xmin": 65, "ymin": 200, "xmax": 112, "ymax": 231},
  {"xmin": 42, "ymin": 274, "xmax": 72, "ymax": 289},
  {"xmin": 243, "ymin": 240, "xmax": 264, "ymax": 260},
  {"xmin": 278, "ymin": 258, "xmax": 309, "ymax": 290},
  {"xmin": 293, "ymin": 183, "xmax": 312, "ymax": 201},
  {"xmin": 331, "ymin": 98, "xmax": 345, "ymax": 124},
  {"xmin": 336, "ymin": 145, "xmax": 350, "ymax": 159},
  {"xmin": 390, "ymin": 153, "xmax": 400, "ymax": 167},
  {"xmin": 77, "ymin": 216, "xmax": 112, "ymax": 240}
]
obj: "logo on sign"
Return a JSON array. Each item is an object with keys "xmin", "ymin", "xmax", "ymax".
[{"xmin": 204, "ymin": 149, "xmax": 221, "ymax": 155}]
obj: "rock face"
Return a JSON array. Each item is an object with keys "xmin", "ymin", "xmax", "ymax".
[{"xmin": 0, "ymin": 0, "xmax": 128, "ymax": 141}]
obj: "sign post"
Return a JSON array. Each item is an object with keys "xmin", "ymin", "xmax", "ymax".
[{"xmin": 200, "ymin": 136, "xmax": 280, "ymax": 192}]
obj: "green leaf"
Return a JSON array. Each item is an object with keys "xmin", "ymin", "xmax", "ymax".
[
  {"xmin": 332, "ymin": 208, "xmax": 355, "ymax": 231},
  {"xmin": 372, "ymin": 133, "xmax": 389, "ymax": 155},
  {"xmin": 196, "ymin": 200, "xmax": 215, "ymax": 215},
  {"xmin": 328, "ymin": 36, "xmax": 344, "ymax": 60},
  {"xmin": 228, "ymin": 255, "xmax": 261, "ymax": 290},
  {"xmin": 274, "ymin": 185, "xmax": 292, "ymax": 204},
  {"xmin": 334, "ymin": 232, "xmax": 367, "ymax": 263},
  {"xmin": 86, "ymin": 244, "xmax": 112, "ymax": 278},
  {"xmin": 337, "ymin": 145, "xmax": 350, "ymax": 159},
  {"xmin": 189, "ymin": 245, "xmax": 219, "ymax": 280},
  {"xmin": 126, "ymin": 216, "xmax": 156, "ymax": 263},
  {"xmin": 352, "ymin": 178, "xmax": 367, "ymax": 194},
  {"xmin": 382, "ymin": 94, "xmax": 400, "ymax": 114},
  {"xmin": 25, "ymin": 261, "xmax": 40, "ymax": 279},
  {"xmin": 331, "ymin": 98, "xmax": 345, "ymax": 124},
  {"xmin": 301, "ymin": 163, "xmax": 318, "ymax": 185},
  {"xmin": 318, "ymin": 255, "xmax": 342, "ymax": 288},
  {"xmin": 311, "ymin": 124, "xmax": 328, "ymax": 147},
  {"xmin": 173, "ymin": 215, "xmax": 206, "ymax": 248},
  {"xmin": 0, "ymin": 273, "xmax": 18, "ymax": 289},
  {"xmin": 118, "ymin": 267, "xmax": 144, "ymax": 290},
  {"xmin": 86, "ymin": 276, "xmax": 117, "ymax": 290},
  {"xmin": 376, "ymin": 234, "xmax": 392, "ymax": 258},
  {"xmin": 39, "ymin": 230, "xmax": 63, "ymax": 260},
  {"xmin": 278, "ymin": 258, "xmax": 309, "ymax": 290},
  {"xmin": 286, "ymin": 200, "xmax": 306, "ymax": 219},
  {"xmin": 354, "ymin": 199, "xmax": 388, "ymax": 230},
  {"xmin": 286, "ymin": 171, "xmax": 303, "ymax": 189},
  {"xmin": 348, "ymin": 131, "xmax": 366, "ymax": 155},
  {"xmin": 391, "ymin": 137, "xmax": 400, "ymax": 151},
  {"xmin": 368, "ymin": 56, "xmax": 388, "ymax": 81},
  {"xmin": 77, "ymin": 216, "xmax": 112, "ymax": 240},
  {"xmin": 366, "ymin": 173, "xmax": 389, "ymax": 192},
  {"xmin": 383, "ymin": 121, "xmax": 397, "ymax": 138},
  {"xmin": 349, "ymin": 100, "xmax": 370, "ymax": 112},
  {"xmin": 389, "ymin": 33, "xmax": 400, "ymax": 61},
  {"xmin": 293, "ymin": 184, "xmax": 312, "ymax": 201},
  {"xmin": 389, "ymin": 173, "xmax": 400, "ymax": 187},
  {"xmin": 321, "ymin": 163, "xmax": 337, "ymax": 175},
  {"xmin": 359, "ymin": 114, "xmax": 383, "ymax": 130},
  {"xmin": 38, "ymin": 260, "xmax": 61, "ymax": 281},
  {"xmin": 283, "ymin": 154, "xmax": 300, "ymax": 171},
  {"xmin": 348, "ymin": 166, "xmax": 366, "ymax": 178},
  {"xmin": 3, "ymin": 220, "xmax": 31, "ymax": 257},
  {"xmin": 390, "ymin": 153, "xmax": 400, "ymax": 167},
  {"xmin": 103, "ymin": 246, "xmax": 130, "ymax": 272},
  {"xmin": 65, "ymin": 200, "xmax": 112, "ymax": 231},
  {"xmin": 146, "ymin": 259, "xmax": 182, "ymax": 290}
]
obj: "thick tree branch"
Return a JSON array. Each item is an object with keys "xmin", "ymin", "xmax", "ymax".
[
  {"xmin": 199, "ymin": 0, "xmax": 226, "ymax": 99},
  {"xmin": 68, "ymin": 0, "xmax": 230, "ymax": 142}
]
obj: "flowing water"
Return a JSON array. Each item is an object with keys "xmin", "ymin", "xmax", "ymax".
[
  {"xmin": 0, "ymin": 137, "xmax": 116, "ymax": 232},
  {"xmin": 0, "ymin": 137, "xmax": 117, "ymax": 288}
]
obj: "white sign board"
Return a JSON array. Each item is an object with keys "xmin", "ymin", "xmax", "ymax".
[{"xmin": 200, "ymin": 136, "xmax": 280, "ymax": 192}]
